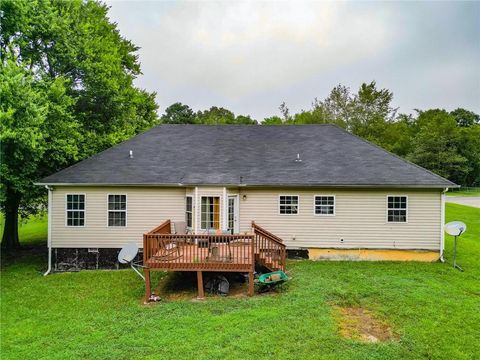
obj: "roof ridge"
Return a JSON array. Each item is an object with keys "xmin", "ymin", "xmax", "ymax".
[
  {"xmin": 157, "ymin": 123, "xmax": 337, "ymax": 127},
  {"xmin": 333, "ymin": 126, "xmax": 455, "ymax": 186}
]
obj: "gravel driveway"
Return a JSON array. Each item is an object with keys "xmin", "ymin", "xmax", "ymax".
[{"xmin": 446, "ymin": 196, "xmax": 480, "ymax": 208}]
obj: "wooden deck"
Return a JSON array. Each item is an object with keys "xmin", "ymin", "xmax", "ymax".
[{"xmin": 142, "ymin": 220, "xmax": 286, "ymax": 299}]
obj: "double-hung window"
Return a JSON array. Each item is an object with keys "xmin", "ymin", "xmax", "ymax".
[
  {"xmin": 279, "ymin": 195, "xmax": 299, "ymax": 215},
  {"xmin": 185, "ymin": 196, "xmax": 193, "ymax": 228},
  {"xmin": 66, "ymin": 194, "xmax": 85, "ymax": 227},
  {"xmin": 108, "ymin": 194, "xmax": 127, "ymax": 227},
  {"xmin": 314, "ymin": 195, "xmax": 335, "ymax": 216},
  {"xmin": 387, "ymin": 196, "xmax": 407, "ymax": 223}
]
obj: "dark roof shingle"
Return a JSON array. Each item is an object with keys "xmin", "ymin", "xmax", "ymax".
[{"xmin": 39, "ymin": 124, "xmax": 455, "ymax": 187}]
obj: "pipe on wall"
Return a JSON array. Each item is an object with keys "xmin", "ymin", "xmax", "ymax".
[
  {"xmin": 439, "ymin": 187, "xmax": 448, "ymax": 263},
  {"xmin": 43, "ymin": 185, "xmax": 53, "ymax": 276}
]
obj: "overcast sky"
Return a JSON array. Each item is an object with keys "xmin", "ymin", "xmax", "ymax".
[{"xmin": 106, "ymin": 1, "xmax": 480, "ymax": 120}]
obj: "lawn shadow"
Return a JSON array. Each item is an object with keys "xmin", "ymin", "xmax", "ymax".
[{"xmin": 154, "ymin": 272, "xmax": 251, "ymax": 301}]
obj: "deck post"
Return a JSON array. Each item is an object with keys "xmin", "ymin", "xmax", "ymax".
[
  {"xmin": 197, "ymin": 271, "xmax": 205, "ymax": 299},
  {"xmin": 144, "ymin": 268, "xmax": 151, "ymax": 302},
  {"xmin": 248, "ymin": 271, "xmax": 254, "ymax": 296}
]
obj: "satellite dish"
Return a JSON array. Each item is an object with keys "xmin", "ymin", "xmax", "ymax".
[
  {"xmin": 444, "ymin": 221, "xmax": 467, "ymax": 272},
  {"xmin": 445, "ymin": 221, "xmax": 467, "ymax": 236},
  {"xmin": 118, "ymin": 242, "xmax": 139, "ymax": 264}
]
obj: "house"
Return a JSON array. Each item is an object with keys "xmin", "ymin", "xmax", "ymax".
[{"xmin": 38, "ymin": 124, "xmax": 455, "ymax": 297}]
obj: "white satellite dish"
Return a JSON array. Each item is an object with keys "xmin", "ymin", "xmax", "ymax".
[
  {"xmin": 118, "ymin": 242, "xmax": 144, "ymax": 280},
  {"xmin": 118, "ymin": 242, "xmax": 139, "ymax": 264},
  {"xmin": 445, "ymin": 221, "xmax": 467, "ymax": 236},
  {"xmin": 444, "ymin": 221, "xmax": 467, "ymax": 271}
]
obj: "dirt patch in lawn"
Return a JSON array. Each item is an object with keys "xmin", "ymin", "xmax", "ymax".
[{"xmin": 334, "ymin": 306, "xmax": 399, "ymax": 343}]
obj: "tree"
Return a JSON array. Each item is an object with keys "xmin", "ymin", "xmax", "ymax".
[
  {"xmin": 457, "ymin": 125, "xmax": 480, "ymax": 186},
  {"xmin": 450, "ymin": 108, "xmax": 480, "ymax": 127},
  {"xmin": 234, "ymin": 115, "xmax": 257, "ymax": 125},
  {"xmin": 0, "ymin": 61, "xmax": 80, "ymax": 249},
  {"xmin": 0, "ymin": 0, "xmax": 158, "ymax": 250},
  {"xmin": 408, "ymin": 110, "xmax": 469, "ymax": 183},
  {"xmin": 196, "ymin": 107, "xmax": 235, "ymax": 124},
  {"xmin": 262, "ymin": 116, "xmax": 284, "ymax": 125},
  {"xmin": 161, "ymin": 103, "xmax": 195, "ymax": 124},
  {"xmin": 196, "ymin": 106, "xmax": 257, "ymax": 124}
]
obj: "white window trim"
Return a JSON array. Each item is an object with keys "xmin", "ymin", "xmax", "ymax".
[
  {"xmin": 200, "ymin": 196, "xmax": 221, "ymax": 230},
  {"xmin": 65, "ymin": 193, "xmax": 86, "ymax": 227},
  {"xmin": 107, "ymin": 193, "xmax": 128, "ymax": 228},
  {"xmin": 386, "ymin": 195, "xmax": 408, "ymax": 224},
  {"xmin": 227, "ymin": 194, "xmax": 240, "ymax": 234},
  {"xmin": 278, "ymin": 194, "xmax": 300, "ymax": 215},
  {"xmin": 313, "ymin": 195, "xmax": 336, "ymax": 216},
  {"xmin": 185, "ymin": 195, "xmax": 193, "ymax": 229}
]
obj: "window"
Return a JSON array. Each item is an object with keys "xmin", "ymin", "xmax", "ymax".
[
  {"xmin": 387, "ymin": 196, "xmax": 407, "ymax": 223},
  {"xmin": 185, "ymin": 196, "xmax": 193, "ymax": 228},
  {"xmin": 314, "ymin": 196, "xmax": 335, "ymax": 215},
  {"xmin": 201, "ymin": 196, "xmax": 220, "ymax": 230},
  {"xmin": 108, "ymin": 194, "xmax": 127, "ymax": 227},
  {"xmin": 279, "ymin": 195, "xmax": 299, "ymax": 215},
  {"xmin": 66, "ymin": 194, "xmax": 85, "ymax": 227}
]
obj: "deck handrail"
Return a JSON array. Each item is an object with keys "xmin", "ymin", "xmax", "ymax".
[
  {"xmin": 251, "ymin": 222, "xmax": 284, "ymax": 245},
  {"xmin": 143, "ymin": 220, "xmax": 285, "ymax": 272},
  {"xmin": 251, "ymin": 221, "xmax": 286, "ymax": 271},
  {"xmin": 147, "ymin": 219, "xmax": 171, "ymax": 234},
  {"xmin": 143, "ymin": 232, "xmax": 255, "ymax": 272}
]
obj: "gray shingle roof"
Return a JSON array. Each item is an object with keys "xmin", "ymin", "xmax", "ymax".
[{"xmin": 39, "ymin": 124, "xmax": 455, "ymax": 188}]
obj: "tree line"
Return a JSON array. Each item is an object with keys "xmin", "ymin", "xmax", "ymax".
[{"xmin": 1, "ymin": 0, "xmax": 478, "ymax": 250}]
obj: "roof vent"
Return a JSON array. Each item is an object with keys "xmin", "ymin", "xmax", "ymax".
[
  {"xmin": 295, "ymin": 153, "xmax": 302, "ymax": 162},
  {"xmin": 129, "ymin": 150, "xmax": 133, "ymax": 158}
]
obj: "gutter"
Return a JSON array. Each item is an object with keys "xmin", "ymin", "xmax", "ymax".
[
  {"xmin": 34, "ymin": 182, "xmax": 459, "ymax": 189},
  {"xmin": 43, "ymin": 185, "xmax": 53, "ymax": 276},
  {"xmin": 439, "ymin": 187, "xmax": 448, "ymax": 262}
]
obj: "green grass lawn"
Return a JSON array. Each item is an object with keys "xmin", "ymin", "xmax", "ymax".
[
  {"xmin": 0, "ymin": 213, "xmax": 48, "ymax": 246},
  {"xmin": 447, "ymin": 189, "xmax": 480, "ymax": 197},
  {"xmin": 1, "ymin": 204, "xmax": 479, "ymax": 359}
]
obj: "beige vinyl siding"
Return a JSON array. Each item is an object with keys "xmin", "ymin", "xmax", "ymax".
[
  {"xmin": 50, "ymin": 186, "xmax": 442, "ymax": 251},
  {"xmin": 51, "ymin": 187, "xmax": 185, "ymax": 248},
  {"xmin": 238, "ymin": 188, "xmax": 442, "ymax": 251}
]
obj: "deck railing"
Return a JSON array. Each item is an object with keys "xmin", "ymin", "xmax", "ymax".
[
  {"xmin": 143, "ymin": 220, "xmax": 286, "ymax": 272},
  {"xmin": 252, "ymin": 222, "xmax": 286, "ymax": 272},
  {"xmin": 143, "ymin": 232, "xmax": 255, "ymax": 272},
  {"xmin": 148, "ymin": 219, "xmax": 172, "ymax": 234}
]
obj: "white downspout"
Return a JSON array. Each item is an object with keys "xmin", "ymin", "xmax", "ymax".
[
  {"xmin": 43, "ymin": 185, "xmax": 53, "ymax": 276},
  {"xmin": 439, "ymin": 187, "xmax": 448, "ymax": 262}
]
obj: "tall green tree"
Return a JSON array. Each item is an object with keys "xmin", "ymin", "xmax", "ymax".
[
  {"xmin": 0, "ymin": 0, "xmax": 158, "ymax": 250},
  {"xmin": 196, "ymin": 106, "xmax": 257, "ymax": 124},
  {"xmin": 408, "ymin": 110, "xmax": 469, "ymax": 183},
  {"xmin": 161, "ymin": 103, "xmax": 195, "ymax": 124},
  {"xmin": 450, "ymin": 108, "xmax": 480, "ymax": 127},
  {"xmin": 457, "ymin": 125, "xmax": 480, "ymax": 186}
]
